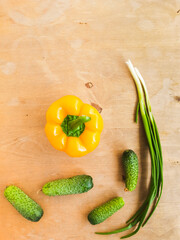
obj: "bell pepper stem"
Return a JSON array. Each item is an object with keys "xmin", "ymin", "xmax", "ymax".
[{"xmin": 68, "ymin": 115, "xmax": 91, "ymax": 132}]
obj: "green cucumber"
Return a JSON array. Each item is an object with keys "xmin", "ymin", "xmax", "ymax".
[
  {"xmin": 4, "ymin": 185, "xmax": 43, "ymax": 222},
  {"xmin": 42, "ymin": 175, "xmax": 93, "ymax": 196},
  {"xmin": 88, "ymin": 197, "xmax": 124, "ymax": 225},
  {"xmin": 122, "ymin": 149, "xmax": 139, "ymax": 191}
]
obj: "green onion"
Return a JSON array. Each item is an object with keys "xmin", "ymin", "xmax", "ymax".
[{"xmin": 96, "ymin": 60, "xmax": 163, "ymax": 238}]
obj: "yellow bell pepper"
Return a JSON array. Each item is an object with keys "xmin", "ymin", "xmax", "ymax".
[{"xmin": 45, "ymin": 95, "xmax": 103, "ymax": 157}]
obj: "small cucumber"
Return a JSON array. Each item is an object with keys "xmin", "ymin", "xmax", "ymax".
[
  {"xmin": 122, "ymin": 149, "xmax": 139, "ymax": 191},
  {"xmin": 42, "ymin": 175, "xmax": 93, "ymax": 196},
  {"xmin": 88, "ymin": 197, "xmax": 124, "ymax": 225},
  {"xmin": 4, "ymin": 185, "xmax": 43, "ymax": 222}
]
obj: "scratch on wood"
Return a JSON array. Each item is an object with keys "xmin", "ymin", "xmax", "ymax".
[
  {"xmin": 170, "ymin": 160, "xmax": 179, "ymax": 165},
  {"xmin": 177, "ymin": 9, "xmax": 180, "ymax": 13},
  {"xmin": 91, "ymin": 103, "xmax": 102, "ymax": 113}
]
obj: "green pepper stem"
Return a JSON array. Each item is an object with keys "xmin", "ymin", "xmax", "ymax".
[{"xmin": 68, "ymin": 115, "xmax": 91, "ymax": 132}]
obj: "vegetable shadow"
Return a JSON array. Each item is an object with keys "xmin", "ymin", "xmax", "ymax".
[{"xmin": 116, "ymin": 150, "xmax": 126, "ymax": 183}]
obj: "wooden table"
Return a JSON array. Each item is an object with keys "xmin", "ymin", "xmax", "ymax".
[{"xmin": 0, "ymin": 1, "xmax": 180, "ymax": 239}]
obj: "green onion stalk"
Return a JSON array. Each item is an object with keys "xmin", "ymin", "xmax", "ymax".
[{"xmin": 96, "ymin": 60, "xmax": 163, "ymax": 238}]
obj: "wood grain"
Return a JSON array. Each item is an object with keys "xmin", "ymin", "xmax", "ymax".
[{"xmin": 0, "ymin": 0, "xmax": 180, "ymax": 240}]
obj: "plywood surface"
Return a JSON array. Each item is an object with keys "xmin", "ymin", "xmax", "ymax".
[{"xmin": 0, "ymin": 1, "xmax": 180, "ymax": 240}]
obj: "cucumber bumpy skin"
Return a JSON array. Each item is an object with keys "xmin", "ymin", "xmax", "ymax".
[
  {"xmin": 122, "ymin": 149, "xmax": 139, "ymax": 191},
  {"xmin": 88, "ymin": 197, "xmax": 125, "ymax": 225},
  {"xmin": 4, "ymin": 185, "xmax": 43, "ymax": 222},
  {"xmin": 42, "ymin": 175, "xmax": 93, "ymax": 196}
]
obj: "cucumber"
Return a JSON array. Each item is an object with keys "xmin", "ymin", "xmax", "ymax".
[
  {"xmin": 4, "ymin": 185, "xmax": 43, "ymax": 222},
  {"xmin": 122, "ymin": 149, "xmax": 139, "ymax": 191},
  {"xmin": 88, "ymin": 197, "xmax": 124, "ymax": 225},
  {"xmin": 42, "ymin": 175, "xmax": 93, "ymax": 196}
]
